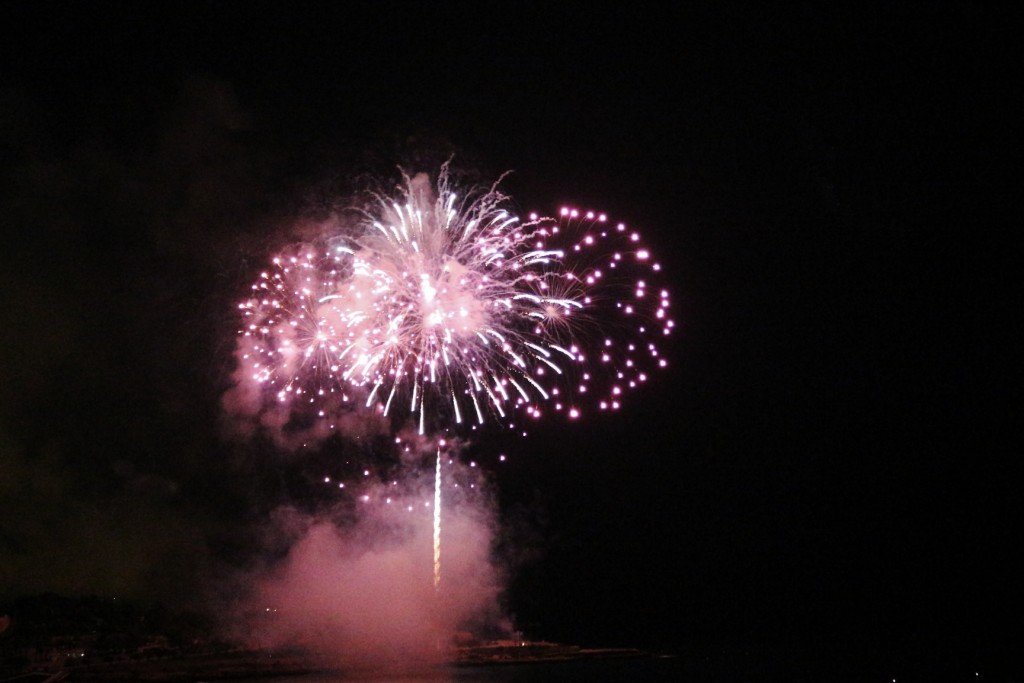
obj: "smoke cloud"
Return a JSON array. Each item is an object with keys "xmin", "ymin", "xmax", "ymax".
[{"xmin": 225, "ymin": 455, "xmax": 511, "ymax": 672}]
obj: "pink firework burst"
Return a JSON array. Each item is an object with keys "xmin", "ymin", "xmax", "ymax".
[{"xmin": 236, "ymin": 167, "xmax": 674, "ymax": 435}]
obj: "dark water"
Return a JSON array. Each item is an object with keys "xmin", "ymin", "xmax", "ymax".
[
  {"xmin": 224, "ymin": 657, "xmax": 1018, "ymax": 683},
  {"xmin": 230, "ymin": 657, "xmax": 683, "ymax": 683}
]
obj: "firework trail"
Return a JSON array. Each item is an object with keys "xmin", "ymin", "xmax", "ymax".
[
  {"xmin": 235, "ymin": 165, "xmax": 674, "ymax": 437},
  {"xmin": 433, "ymin": 449, "xmax": 442, "ymax": 591}
]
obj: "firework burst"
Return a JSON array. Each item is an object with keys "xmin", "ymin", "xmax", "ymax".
[{"xmin": 236, "ymin": 166, "xmax": 674, "ymax": 435}]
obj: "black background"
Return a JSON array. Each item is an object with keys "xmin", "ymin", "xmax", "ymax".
[{"xmin": 1, "ymin": 2, "xmax": 1017, "ymax": 679}]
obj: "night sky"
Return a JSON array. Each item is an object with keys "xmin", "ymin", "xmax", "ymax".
[{"xmin": 1, "ymin": 2, "xmax": 1018, "ymax": 679}]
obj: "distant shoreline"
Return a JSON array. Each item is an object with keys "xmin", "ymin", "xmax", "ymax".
[{"xmin": 6, "ymin": 643, "xmax": 665, "ymax": 682}]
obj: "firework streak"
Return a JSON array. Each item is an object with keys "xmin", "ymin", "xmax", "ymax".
[{"xmin": 237, "ymin": 169, "xmax": 674, "ymax": 435}]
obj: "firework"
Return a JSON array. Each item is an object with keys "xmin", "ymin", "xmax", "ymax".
[
  {"xmin": 237, "ymin": 166, "xmax": 674, "ymax": 435},
  {"xmin": 434, "ymin": 448, "xmax": 442, "ymax": 590}
]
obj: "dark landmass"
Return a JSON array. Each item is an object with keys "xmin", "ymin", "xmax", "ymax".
[
  {"xmin": 0, "ymin": 594, "xmax": 661, "ymax": 682},
  {"xmin": 0, "ymin": 593, "xmax": 242, "ymax": 681},
  {"xmin": 5, "ymin": 646, "xmax": 657, "ymax": 682},
  {"xmin": 4, "ymin": 651, "xmax": 314, "ymax": 682}
]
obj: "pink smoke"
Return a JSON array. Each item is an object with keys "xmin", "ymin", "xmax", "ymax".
[{"xmin": 230, "ymin": 459, "xmax": 509, "ymax": 672}]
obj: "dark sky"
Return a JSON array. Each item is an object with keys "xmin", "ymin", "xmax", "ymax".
[{"xmin": 1, "ymin": 2, "xmax": 1018, "ymax": 678}]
